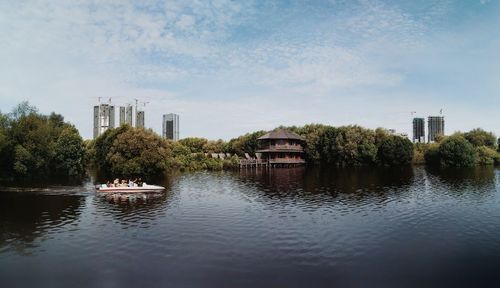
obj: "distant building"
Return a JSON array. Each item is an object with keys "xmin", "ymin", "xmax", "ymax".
[
  {"xmin": 119, "ymin": 105, "xmax": 133, "ymax": 126},
  {"xmin": 93, "ymin": 104, "xmax": 115, "ymax": 139},
  {"xmin": 126, "ymin": 105, "xmax": 133, "ymax": 126},
  {"xmin": 428, "ymin": 116, "xmax": 445, "ymax": 142},
  {"xmin": 162, "ymin": 113, "xmax": 179, "ymax": 141},
  {"xmin": 136, "ymin": 110, "xmax": 145, "ymax": 128},
  {"xmin": 413, "ymin": 118, "xmax": 425, "ymax": 143},
  {"xmin": 119, "ymin": 106, "xmax": 126, "ymax": 126}
]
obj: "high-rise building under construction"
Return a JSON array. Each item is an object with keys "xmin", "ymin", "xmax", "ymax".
[
  {"xmin": 428, "ymin": 116, "xmax": 445, "ymax": 142},
  {"xmin": 412, "ymin": 118, "xmax": 425, "ymax": 143},
  {"xmin": 163, "ymin": 113, "xmax": 179, "ymax": 141},
  {"xmin": 136, "ymin": 110, "xmax": 145, "ymax": 128},
  {"xmin": 93, "ymin": 104, "xmax": 115, "ymax": 139},
  {"xmin": 119, "ymin": 105, "xmax": 133, "ymax": 126}
]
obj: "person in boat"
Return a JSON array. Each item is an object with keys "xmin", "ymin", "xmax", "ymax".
[
  {"xmin": 137, "ymin": 178, "xmax": 143, "ymax": 187},
  {"xmin": 113, "ymin": 178, "xmax": 119, "ymax": 187},
  {"xmin": 129, "ymin": 178, "xmax": 136, "ymax": 187},
  {"xmin": 106, "ymin": 181, "xmax": 112, "ymax": 187},
  {"xmin": 120, "ymin": 179, "xmax": 128, "ymax": 187}
]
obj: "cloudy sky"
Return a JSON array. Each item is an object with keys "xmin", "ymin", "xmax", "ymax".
[{"xmin": 0, "ymin": 0, "xmax": 499, "ymax": 140}]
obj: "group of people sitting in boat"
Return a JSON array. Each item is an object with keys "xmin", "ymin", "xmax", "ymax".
[{"xmin": 104, "ymin": 178, "xmax": 144, "ymax": 188}]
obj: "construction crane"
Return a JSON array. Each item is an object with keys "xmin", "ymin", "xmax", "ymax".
[{"xmin": 134, "ymin": 98, "xmax": 149, "ymax": 111}]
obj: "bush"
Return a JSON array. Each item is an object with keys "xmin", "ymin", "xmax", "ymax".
[
  {"xmin": 464, "ymin": 128, "xmax": 496, "ymax": 149},
  {"xmin": 1, "ymin": 102, "xmax": 85, "ymax": 178},
  {"xmin": 476, "ymin": 146, "xmax": 497, "ymax": 165},
  {"xmin": 424, "ymin": 143, "xmax": 441, "ymax": 166},
  {"xmin": 377, "ymin": 136, "xmax": 413, "ymax": 166},
  {"xmin": 106, "ymin": 128, "xmax": 172, "ymax": 177},
  {"xmin": 438, "ymin": 135, "xmax": 477, "ymax": 167}
]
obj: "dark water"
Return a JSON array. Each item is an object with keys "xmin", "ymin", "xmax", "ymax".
[{"xmin": 1, "ymin": 166, "xmax": 500, "ymax": 287}]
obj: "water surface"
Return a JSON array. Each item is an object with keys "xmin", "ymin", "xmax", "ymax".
[{"xmin": 1, "ymin": 166, "xmax": 500, "ymax": 287}]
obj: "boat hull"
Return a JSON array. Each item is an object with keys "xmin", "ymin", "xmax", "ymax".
[{"xmin": 96, "ymin": 185, "xmax": 165, "ymax": 193}]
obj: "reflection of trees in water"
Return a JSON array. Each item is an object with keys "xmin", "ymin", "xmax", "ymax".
[
  {"xmin": 425, "ymin": 166, "xmax": 497, "ymax": 197},
  {"xmin": 0, "ymin": 193, "xmax": 84, "ymax": 253},
  {"xmin": 237, "ymin": 166, "xmax": 414, "ymax": 201}
]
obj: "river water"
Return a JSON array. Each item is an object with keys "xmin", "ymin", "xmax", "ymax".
[{"xmin": 1, "ymin": 166, "xmax": 500, "ymax": 287}]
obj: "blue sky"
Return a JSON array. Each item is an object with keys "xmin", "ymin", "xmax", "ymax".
[{"xmin": 0, "ymin": 0, "xmax": 499, "ymax": 140}]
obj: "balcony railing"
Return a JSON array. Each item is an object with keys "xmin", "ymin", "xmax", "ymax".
[
  {"xmin": 268, "ymin": 158, "xmax": 306, "ymax": 164},
  {"xmin": 257, "ymin": 145, "xmax": 304, "ymax": 152}
]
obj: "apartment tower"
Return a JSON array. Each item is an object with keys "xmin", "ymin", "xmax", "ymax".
[
  {"xmin": 93, "ymin": 104, "xmax": 115, "ymax": 139},
  {"xmin": 413, "ymin": 118, "xmax": 425, "ymax": 143},
  {"xmin": 162, "ymin": 113, "xmax": 179, "ymax": 141},
  {"xmin": 428, "ymin": 116, "xmax": 445, "ymax": 142}
]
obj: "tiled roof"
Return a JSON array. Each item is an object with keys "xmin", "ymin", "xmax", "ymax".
[{"xmin": 258, "ymin": 129, "xmax": 305, "ymax": 141}]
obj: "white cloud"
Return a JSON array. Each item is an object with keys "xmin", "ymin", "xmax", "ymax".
[{"xmin": 0, "ymin": 0, "xmax": 498, "ymax": 139}]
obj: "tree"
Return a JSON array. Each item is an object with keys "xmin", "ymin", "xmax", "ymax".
[
  {"xmin": 202, "ymin": 139, "xmax": 227, "ymax": 154},
  {"xmin": 423, "ymin": 143, "xmax": 440, "ymax": 166},
  {"xmin": 0, "ymin": 102, "xmax": 86, "ymax": 179},
  {"xmin": 8, "ymin": 101, "xmax": 38, "ymax": 120},
  {"xmin": 319, "ymin": 126, "xmax": 377, "ymax": 166},
  {"xmin": 294, "ymin": 124, "xmax": 327, "ymax": 163},
  {"xmin": 9, "ymin": 113, "xmax": 53, "ymax": 177},
  {"xmin": 53, "ymin": 126, "xmax": 85, "ymax": 176},
  {"xmin": 227, "ymin": 131, "xmax": 266, "ymax": 156},
  {"xmin": 178, "ymin": 137, "xmax": 208, "ymax": 153},
  {"xmin": 464, "ymin": 128, "xmax": 496, "ymax": 149},
  {"xmin": 438, "ymin": 135, "xmax": 477, "ymax": 167},
  {"xmin": 377, "ymin": 136, "xmax": 413, "ymax": 166},
  {"xmin": 476, "ymin": 146, "xmax": 497, "ymax": 166},
  {"xmin": 106, "ymin": 128, "xmax": 172, "ymax": 177},
  {"xmin": 93, "ymin": 125, "xmax": 131, "ymax": 170}
]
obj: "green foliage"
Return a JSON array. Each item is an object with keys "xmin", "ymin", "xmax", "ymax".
[
  {"xmin": 13, "ymin": 145, "xmax": 33, "ymax": 175},
  {"xmin": 413, "ymin": 143, "xmax": 430, "ymax": 165},
  {"xmin": 464, "ymin": 128, "xmax": 496, "ymax": 149},
  {"xmin": 106, "ymin": 128, "xmax": 172, "ymax": 177},
  {"xmin": 476, "ymin": 146, "xmax": 497, "ymax": 166},
  {"xmin": 423, "ymin": 143, "xmax": 441, "ymax": 166},
  {"xmin": 438, "ymin": 135, "xmax": 477, "ymax": 167},
  {"xmin": 377, "ymin": 135, "xmax": 413, "ymax": 166},
  {"xmin": 93, "ymin": 125, "xmax": 130, "ymax": 170},
  {"xmin": 227, "ymin": 131, "xmax": 266, "ymax": 156},
  {"xmin": 319, "ymin": 126, "xmax": 377, "ymax": 166},
  {"xmin": 0, "ymin": 103, "xmax": 85, "ymax": 179},
  {"xmin": 178, "ymin": 137, "xmax": 208, "ymax": 153},
  {"xmin": 294, "ymin": 124, "xmax": 328, "ymax": 163},
  {"xmin": 53, "ymin": 126, "xmax": 85, "ymax": 176},
  {"xmin": 8, "ymin": 101, "xmax": 38, "ymax": 120},
  {"xmin": 203, "ymin": 139, "xmax": 228, "ymax": 153}
]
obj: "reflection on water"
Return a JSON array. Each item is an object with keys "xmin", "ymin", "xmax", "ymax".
[
  {"xmin": 0, "ymin": 166, "xmax": 499, "ymax": 287},
  {"xmin": 0, "ymin": 192, "xmax": 85, "ymax": 253}
]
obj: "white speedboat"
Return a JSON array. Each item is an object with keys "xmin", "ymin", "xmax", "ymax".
[{"xmin": 96, "ymin": 183, "xmax": 165, "ymax": 193}]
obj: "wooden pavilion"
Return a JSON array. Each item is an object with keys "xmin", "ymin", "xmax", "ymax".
[{"xmin": 254, "ymin": 129, "xmax": 306, "ymax": 167}]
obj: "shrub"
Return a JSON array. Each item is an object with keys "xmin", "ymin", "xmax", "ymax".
[
  {"xmin": 476, "ymin": 146, "xmax": 497, "ymax": 165},
  {"xmin": 438, "ymin": 135, "xmax": 477, "ymax": 167},
  {"xmin": 377, "ymin": 136, "xmax": 413, "ymax": 166}
]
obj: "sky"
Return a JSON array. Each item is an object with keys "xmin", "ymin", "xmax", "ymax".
[{"xmin": 0, "ymin": 0, "xmax": 499, "ymax": 140}]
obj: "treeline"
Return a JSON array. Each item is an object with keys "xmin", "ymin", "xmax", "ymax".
[
  {"xmin": 2, "ymin": 102, "xmax": 499, "ymax": 180},
  {"xmin": 414, "ymin": 129, "xmax": 500, "ymax": 167},
  {"xmin": 0, "ymin": 102, "xmax": 85, "ymax": 179},
  {"xmin": 86, "ymin": 125, "xmax": 241, "ymax": 178}
]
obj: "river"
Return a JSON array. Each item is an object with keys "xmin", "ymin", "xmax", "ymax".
[{"xmin": 1, "ymin": 166, "xmax": 500, "ymax": 287}]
